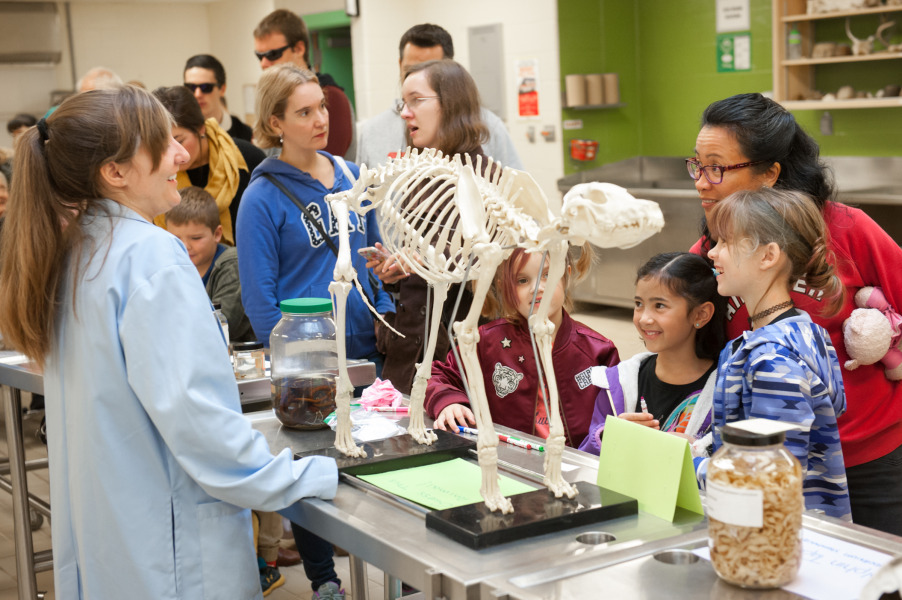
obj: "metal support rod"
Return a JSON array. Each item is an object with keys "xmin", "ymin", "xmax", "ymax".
[
  {"xmin": 348, "ymin": 554, "xmax": 368, "ymax": 600},
  {"xmin": 4, "ymin": 385, "xmax": 39, "ymax": 600},
  {"xmin": 0, "ymin": 476, "xmax": 52, "ymax": 518},
  {"xmin": 0, "ymin": 457, "xmax": 50, "ymax": 476},
  {"xmin": 384, "ymin": 572, "xmax": 402, "ymax": 600}
]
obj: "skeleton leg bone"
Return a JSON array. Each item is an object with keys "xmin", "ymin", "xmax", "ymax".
[
  {"xmin": 407, "ymin": 284, "xmax": 449, "ymax": 445},
  {"xmin": 329, "ymin": 280, "xmax": 366, "ymax": 457},
  {"xmin": 329, "ymin": 199, "xmax": 367, "ymax": 458},
  {"xmin": 454, "ymin": 243, "xmax": 514, "ymax": 513},
  {"xmin": 529, "ymin": 242, "xmax": 577, "ymax": 498}
]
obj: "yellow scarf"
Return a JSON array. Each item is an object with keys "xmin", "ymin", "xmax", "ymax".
[{"xmin": 154, "ymin": 119, "xmax": 248, "ymax": 245}]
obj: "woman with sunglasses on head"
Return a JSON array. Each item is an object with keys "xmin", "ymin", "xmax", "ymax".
[
  {"xmin": 0, "ymin": 85, "xmax": 338, "ymax": 599},
  {"xmin": 365, "ymin": 59, "xmax": 496, "ymax": 396},
  {"xmin": 152, "ymin": 86, "xmax": 265, "ymax": 245},
  {"xmin": 688, "ymin": 92, "xmax": 902, "ymax": 536}
]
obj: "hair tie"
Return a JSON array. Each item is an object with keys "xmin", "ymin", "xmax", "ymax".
[{"xmin": 36, "ymin": 118, "xmax": 50, "ymax": 143}]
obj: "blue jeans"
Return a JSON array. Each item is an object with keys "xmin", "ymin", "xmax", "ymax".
[
  {"xmin": 291, "ymin": 522, "xmax": 339, "ymax": 591},
  {"xmin": 846, "ymin": 442, "xmax": 902, "ymax": 536}
]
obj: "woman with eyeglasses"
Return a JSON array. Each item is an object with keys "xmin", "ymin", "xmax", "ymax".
[
  {"xmin": 152, "ymin": 86, "xmax": 265, "ymax": 245},
  {"xmin": 363, "ymin": 59, "xmax": 494, "ymax": 395},
  {"xmin": 688, "ymin": 92, "xmax": 902, "ymax": 536}
]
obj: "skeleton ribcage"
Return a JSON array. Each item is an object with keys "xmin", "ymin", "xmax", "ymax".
[{"xmin": 356, "ymin": 149, "xmax": 535, "ymax": 286}]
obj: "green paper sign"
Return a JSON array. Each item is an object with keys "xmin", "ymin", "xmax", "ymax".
[
  {"xmin": 358, "ymin": 458, "xmax": 537, "ymax": 510},
  {"xmin": 597, "ymin": 417, "xmax": 704, "ymax": 521}
]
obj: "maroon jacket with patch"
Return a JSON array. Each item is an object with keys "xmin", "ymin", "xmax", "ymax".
[{"xmin": 425, "ymin": 311, "xmax": 620, "ymax": 447}]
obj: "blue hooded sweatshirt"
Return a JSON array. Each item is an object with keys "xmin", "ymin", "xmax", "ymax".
[{"xmin": 237, "ymin": 153, "xmax": 393, "ymax": 358}]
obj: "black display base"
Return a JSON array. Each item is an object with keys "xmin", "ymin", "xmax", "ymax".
[
  {"xmin": 425, "ymin": 480, "xmax": 638, "ymax": 550},
  {"xmin": 295, "ymin": 427, "xmax": 477, "ymax": 471}
]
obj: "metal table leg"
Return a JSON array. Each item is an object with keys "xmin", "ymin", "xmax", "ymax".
[
  {"xmin": 4, "ymin": 385, "xmax": 39, "ymax": 599},
  {"xmin": 384, "ymin": 572, "xmax": 402, "ymax": 600},
  {"xmin": 348, "ymin": 554, "xmax": 368, "ymax": 600}
]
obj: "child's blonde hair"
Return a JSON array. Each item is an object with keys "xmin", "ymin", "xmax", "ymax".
[
  {"xmin": 708, "ymin": 187, "xmax": 844, "ymax": 316},
  {"xmin": 482, "ymin": 245, "xmax": 593, "ymax": 323}
]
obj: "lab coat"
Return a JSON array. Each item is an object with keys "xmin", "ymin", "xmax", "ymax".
[{"xmin": 42, "ymin": 201, "xmax": 338, "ymax": 600}]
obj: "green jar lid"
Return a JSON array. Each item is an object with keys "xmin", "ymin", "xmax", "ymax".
[{"xmin": 279, "ymin": 297, "xmax": 333, "ymax": 314}]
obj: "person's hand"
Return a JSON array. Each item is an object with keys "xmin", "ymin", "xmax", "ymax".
[
  {"xmin": 434, "ymin": 403, "xmax": 476, "ymax": 431},
  {"xmin": 618, "ymin": 412, "xmax": 659, "ymax": 429},
  {"xmin": 365, "ymin": 242, "xmax": 410, "ymax": 285}
]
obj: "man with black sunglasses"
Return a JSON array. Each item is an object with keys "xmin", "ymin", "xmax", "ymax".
[
  {"xmin": 184, "ymin": 54, "xmax": 254, "ymax": 143},
  {"xmin": 253, "ymin": 9, "xmax": 355, "ymax": 159}
]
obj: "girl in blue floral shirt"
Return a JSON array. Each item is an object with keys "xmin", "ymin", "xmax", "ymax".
[{"xmin": 702, "ymin": 187, "xmax": 851, "ymax": 520}]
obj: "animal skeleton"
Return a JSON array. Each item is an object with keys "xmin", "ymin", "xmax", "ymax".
[{"xmin": 327, "ymin": 148, "xmax": 663, "ymax": 513}]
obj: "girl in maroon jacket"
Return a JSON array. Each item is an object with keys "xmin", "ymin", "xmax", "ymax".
[{"xmin": 425, "ymin": 247, "xmax": 620, "ymax": 447}]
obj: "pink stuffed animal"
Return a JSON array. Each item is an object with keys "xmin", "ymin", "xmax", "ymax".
[{"xmin": 842, "ymin": 286, "xmax": 902, "ymax": 380}]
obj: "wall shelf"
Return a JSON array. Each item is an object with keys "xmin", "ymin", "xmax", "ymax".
[
  {"xmin": 783, "ymin": 97, "xmax": 902, "ymax": 110},
  {"xmin": 782, "ymin": 5, "xmax": 902, "ymax": 22},
  {"xmin": 772, "ymin": 0, "xmax": 902, "ymax": 109}
]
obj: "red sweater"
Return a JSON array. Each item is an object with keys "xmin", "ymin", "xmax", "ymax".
[
  {"xmin": 425, "ymin": 311, "xmax": 620, "ymax": 447},
  {"xmin": 691, "ymin": 202, "xmax": 902, "ymax": 467}
]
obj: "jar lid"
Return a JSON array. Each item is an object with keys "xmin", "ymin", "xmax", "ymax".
[
  {"xmin": 279, "ymin": 297, "xmax": 333, "ymax": 314},
  {"xmin": 721, "ymin": 423, "xmax": 786, "ymax": 446},
  {"xmin": 232, "ymin": 341, "xmax": 264, "ymax": 350},
  {"xmin": 212, "ymin": 302, "xmax": 222, "ymax": 310}
]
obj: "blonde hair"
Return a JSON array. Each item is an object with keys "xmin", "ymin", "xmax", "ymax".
[
  {"xmin": 708, "ymin": 187, "xmax": 844, "ymax": 316},
  {"xmin": 482, "ymin": 245, "xmax": 593, "ymax": 323},
  {"xmin": 254, "ymin": 64, "xmax": 320, "ymax": 148},
  {"xmin": 0, "ymin": 86, "xmax": 172, "ymax": 366}
]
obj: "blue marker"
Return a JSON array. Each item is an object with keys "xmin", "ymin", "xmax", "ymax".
[{"xmin": 457, "ymin": 426, "xmax": 479, "ymax": 435}]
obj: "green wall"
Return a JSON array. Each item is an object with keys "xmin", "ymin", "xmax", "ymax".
[
  {"xmin": 558, "ymin": 0, "xmax": 902, "ymax": 175},
  {"xmin": 305, "ymin": 11, "xmax": 355, "ymax": 110}
]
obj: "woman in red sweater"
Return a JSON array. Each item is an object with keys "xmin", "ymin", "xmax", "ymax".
[{"xmin": 688, "ymin": 93, "xmax": 902, "ymax": 535}]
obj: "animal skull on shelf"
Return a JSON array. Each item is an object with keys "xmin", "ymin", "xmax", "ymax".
[
  {"xmin": 875, "ymin": 17, "xmax": 901, "ymax": 53},
  {"xmin": 326, "ymin": 148, "xmax": 663, "ymax": 513},
  {"xmin": 846, "ymin": 17, "xmax": 876, "ymax": 55}
]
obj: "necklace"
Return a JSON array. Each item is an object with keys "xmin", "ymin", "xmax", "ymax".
[{"xmin": 748, "ymin": 300, "xmax": 794, "ymax": 326}]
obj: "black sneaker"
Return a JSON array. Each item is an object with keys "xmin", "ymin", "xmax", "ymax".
[{"xmin": 258, "ymin": 557, "xmax": 285, "ymax": 597}]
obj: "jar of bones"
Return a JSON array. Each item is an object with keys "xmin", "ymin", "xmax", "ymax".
[
  {"xmin": 706, "ymin": 423, "xmax": 803, "ymax": 589},
  {"xmin": 270, "ymin": 298, "xmax": 338, "ymax": 429}
]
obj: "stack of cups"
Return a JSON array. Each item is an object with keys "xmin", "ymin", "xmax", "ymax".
[
  {"xmin": 565, "ymin": 72, "xmax": 620, "ymax": 106},
  {"xmin": 585, "ymin": 74, "xmax": 604, "ymax": 105},
  {"xmin": 564, "ymin": 74, "xmax": 587, "ymax": 107}
]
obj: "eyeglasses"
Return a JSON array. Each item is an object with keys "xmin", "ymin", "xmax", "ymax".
[
  {"xmin": 394, "ymin": 96, "xmax": 439, "ymax": 114},
  {"xmin": 685, "ymin": 158, "xmax": 767, "ymax": 185},
  {"xmin": 255, "ymin": 44, "xmax": 292, "ymax": 62},
  {"xmin": 184, "ymin": 83, "xmax": 218, "ymax": 94}
]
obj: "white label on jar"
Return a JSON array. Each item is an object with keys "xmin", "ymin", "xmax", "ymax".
[{"xmin": 705, "ymin": 479, "xmax": 763, "ymax": 528}]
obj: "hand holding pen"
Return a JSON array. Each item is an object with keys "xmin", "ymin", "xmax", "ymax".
[{"xmin": 617, "ymin": 395, "xmax": 659, "ymax": 429}]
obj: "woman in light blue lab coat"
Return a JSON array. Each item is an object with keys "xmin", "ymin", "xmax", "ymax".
[{"xmin": 0, "ymin": 86, "xmax": 338, "ymax": 599}]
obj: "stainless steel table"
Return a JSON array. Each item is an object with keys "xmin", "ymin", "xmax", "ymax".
[
  {"xmin": 0, "ymin": 352, "xmax": 49, "ymax": 600},
  {"xmin": 248, "ymin": 411, "xmax": 710, "ymax": 600}
]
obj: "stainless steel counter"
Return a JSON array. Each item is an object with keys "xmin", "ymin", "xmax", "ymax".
[
  {"xmin": 250, "ymin": 410, "xmax": 902, "ymax": 600},
  {"xmin": 559, "ymin": 156, "xmax": 902, "ymax": 308}
]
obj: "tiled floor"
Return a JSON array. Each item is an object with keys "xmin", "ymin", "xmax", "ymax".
[{"xmin": 0, "ymin": 303, "xmax": 637, "ymax": 600}]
